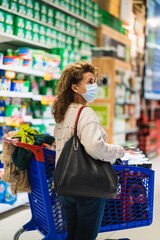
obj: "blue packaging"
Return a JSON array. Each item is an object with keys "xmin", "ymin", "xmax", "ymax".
[
  {"xmin": 0, "ymin": 181, "xmax": 5, "ymax": 203},
  {"xmin": 4, "ymin": 183, "xmax": 17, "ymax": 205}
]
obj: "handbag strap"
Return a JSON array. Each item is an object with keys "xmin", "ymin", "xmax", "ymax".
[{"xmin": 74, "ymin": 106, "xmax": 86, "ymax": 136}]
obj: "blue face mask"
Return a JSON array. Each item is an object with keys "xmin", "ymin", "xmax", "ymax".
[{"xmin": 82, "ymin": 83, "xmax": 98, "ymax": 102}]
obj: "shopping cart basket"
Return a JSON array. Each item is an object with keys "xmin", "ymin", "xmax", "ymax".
[{"xmin": 3, "ymin": 138, "xmax": 154, "ymax": 240}]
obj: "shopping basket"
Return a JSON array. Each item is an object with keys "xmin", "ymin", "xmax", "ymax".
[{"xmin": 3, "ymin": 138, "xmax": 154, "ymax": 240}]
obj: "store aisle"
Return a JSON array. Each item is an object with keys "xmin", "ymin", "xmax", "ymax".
[{"xmin": 0, "ymin": 156, "xmax": 160, "ymax": 240}]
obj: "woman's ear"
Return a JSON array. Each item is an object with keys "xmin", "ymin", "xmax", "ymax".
[{"xmin": 71, "ymin": 84, "xmax": 78, "ymax": 93}]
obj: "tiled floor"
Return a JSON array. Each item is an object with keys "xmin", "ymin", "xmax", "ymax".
[{"xmin": 1, "ymin": 156, "xmax": 160, "ymax": 240}]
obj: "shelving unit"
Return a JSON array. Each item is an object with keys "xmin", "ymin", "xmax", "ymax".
[
  {"xmin": 0, "ymin": 64, "xmax": 61, "ymax": 78},
  {"xmin": 114, "ymin": 128, "xmax": 138, "ymax": 135},
  {"xmin": 39, "ymin": 0, "xmax": 98, "ymax": 28},
  {"xmin": 92, "ymin": 48, "xmax": 138, "ymax": 146},
  {"xmin": 0, "ymin": 6, "xmax": 96, "ymax": 46},
  {"xmin": 0, "ymin": 116, "xmax": 55, "ymax": 125},
  {"xmin": 0, "ymin": 32, "xmax": 53, "ymax": 50}
]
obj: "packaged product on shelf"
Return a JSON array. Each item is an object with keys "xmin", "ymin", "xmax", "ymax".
[
  {"xmin": 16, "ymin": 48, "xmax": 32, "ymax": 60},
  {"xmin": 39, "ymin": 35, "xmax": 46, "ymax": 44},
  {"xmin": 0, "ymin": 106, "xmax": 5, "ymax": 116},
  {"xmin": 32, "ymin": 32, "xmax": 39, "ymax": 42},
  {"xmin": 3, "ymin": 183, "xmax": 17, "ymax": 204},
  {"xmin": 47, "ymin": 16, "xmax": 54, "ymax": 26},
  {"xmin": 10, "ymin": 80, "xmax": 22, "ymax": 92},
  {"xmin": 46, "ymin": 28, "xmax": 52, "ymax": 37},
  {"xmin": 47, "ymin": 8, "xmax": 54, "ymax": 18},
  {"xmin": 0, "ymin": 0, "xmax": 9, "ymax": 8},
  {"xmin": 5, "ymin": 13, "xmax": 13, "ymax": 25},
  {"xmin": 5, "ymin": 24, "xmax": 13, "ymax": 35},
  {"xmin": 11, "ymin": 98, "xmax": 22, "ymax": 106},
  {"xmin": 40, "ymin": 4, "xmax": 47, "ymax": 14},
  {"xmin": 33, "ymin": 10, "xmax": 40, "ymax": 20},
  {"xmin": 0, "ymin": 77, "xmax": 11, "ymax": 91},
  {"xmin": 14, "ymin": 16, "xmax": 25, "ymax": 28},
  {"xmin": 26, "ymin": 0, "xmax": 33, "ymax": 9},
  {"xmin": 32, "ymin": 53, "xmax": 43, "ymax": 70},
  {"xmin": 36, "ymin": 77, "xmax": 46, "ymax": 87},
  {"xmin": 19, "ymin": 0, "xmax": 26, "ymax": 5},
  {"xmin": 42, "ymin": 105, "xmax": 52, "ymax": 119},
  {"xmin": 41, "ymin": 14, "xmax": 47, "ymax": 23},
  {"xmin": 32, "ymin": 22, "xmax": 39, "ymax": 33},
  {"xmin": 0, "ymin": 10, "xmax": 5, "ymax": 22},
  {"xmin": 26, "ymin": 8, "xmax": 33, "ymax": 18},
  {"xmin": 23, "ymin": 59, "xmax": 32, "ymax": 68},
  {"xmin": 25, "ymin": 30, "xmax": 33, "ymax": 41},
  {"xmin": 46, "ymin": 37, "xmax": 52, "ymax": 45},
  {"xmin": 3, "ymin": 70, "xmax": 16, "ymax": 79},
  {"xmin": 18, "ymin": 4, "xmax": 26, "ymax": 15},
  {"xmin": 23, "ymin": 80, "xmax": 31, "ymax": 92},
  {"xmin": 33, "ymin": 1, "xmax": 40, "ymax": 11},
  {"xmin": 31, "ymin": 102, "xmax": 41, "ymax": 118},
  {"xmin": 3, "ymin": 56, "xmax": 23, "ymax": 66},
  {"xmin": 14, "ymin": 27, "xmax": 25, "ymax": 38},
  {"xmin": 0, "ymin": 124, "xmax": 11, "ymax": 139},
  {"xmin": 9, "ymin": 1, "xmax": 18, "ymax": 12},
  {"xmin": 0, "ymin": 22, "xmax": 5, "ymax": 33},
  {"xmin": 39, "ymin": 25, "xmax": 46, "ymax": 35},
  {"xmin": 40, "ymin": 87, "xmax": 53, "ymax": 96},
  {"xmin": 20, "ymin": 105, "xmax": 27, "ymax": 118},
  {"xmin": 5, "ymin": 105, "xmax": 21, "ymax": 117},
  {"xmin": 11, "ymin": 80, "xmax": 30, "ymax": 92},
  {"xmin": 0, "ymin": 53, "xmax": 4, "ymax": 64},
  {"xmin": 25, "ymin": 19, "xmax": 32, "ymax": 31},
  {"xmin": 31, "ymin": 78, "xmax": 39, "ymax": 94},
  {"xmin": 3, "ymin": 96, "xmax": 10, "ymax": 105},
  {"xmin": 0, "ymin": 179, "xmax": 5, "ymax": 203}
]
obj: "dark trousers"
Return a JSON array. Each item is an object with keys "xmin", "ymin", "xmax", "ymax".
[{"xmin": 59, "ymin": 196, "xmax": 106, "ymax": 240}]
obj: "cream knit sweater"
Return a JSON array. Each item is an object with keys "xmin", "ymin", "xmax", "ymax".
[{"xmin": 54, "ymin": 103, "xmax": 125, "ymax": 164}]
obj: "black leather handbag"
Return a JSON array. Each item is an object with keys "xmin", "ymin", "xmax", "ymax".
[{"xmin": 54, "ymin": 106, "xmax": 118, "ymax": 199}]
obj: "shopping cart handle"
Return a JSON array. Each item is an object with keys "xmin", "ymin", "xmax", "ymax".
[{"xmin": 3, "ymin": 137, "xmax": 45, "ymax": 162}]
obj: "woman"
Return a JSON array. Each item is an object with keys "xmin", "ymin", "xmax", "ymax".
[{"xmin": 53, "ymin": 61, "xmax": 125, "ymax": 240}]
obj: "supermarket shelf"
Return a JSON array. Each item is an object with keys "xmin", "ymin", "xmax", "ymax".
[
  {"xmin": 0, "ymin": 6, "xmax": 96, "ymax": 46},
  {"xmin": 0, "ymin": 116, "xmax": 55, "ymax": 125},
  {"xmin": 115, "ymin": 114, "xmax": 130, "ymax": 119},
  {"xmin": 125, "ymin": 128, "xmax": 138, "ymax": 134},
  {"xmin": 0, "ymin": 91, "xmax": 33, "ymax": 98},
  {"xmin": 0, "ymin": 192, "xmax": 28, "ymax": 214},
  {"xmin": 0, "ymin": 91, "xmax": 58, "ymax": 102},
  {"xmin": 0, "ymin": 64, "xmax": 61, "ymax": 78},
  {"xmin": 116, "ymin": 101, "xmax": 137, "ymax": 105},
  {"xmin": 40, "ymin": 0, "xmax": 98, "ymax": 28},
  {"xmin": 0, "ymin": 91, "xmax": 41, "ymax": 100},
  {"xmin": 0, "ymin": 32, "xmax": 52, "ymax": 49},
  {"xmin": 114, "ymin": 128, "xmax": 138, "ymax": 135}
]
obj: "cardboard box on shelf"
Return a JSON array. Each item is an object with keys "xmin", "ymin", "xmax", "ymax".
[{"xmin": 92, "ymin": 0, "xmax": 120, "ymax": 17}]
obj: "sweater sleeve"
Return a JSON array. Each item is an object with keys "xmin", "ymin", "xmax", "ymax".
[{"xmin": 78, "ymin": 108, "xmax": 125, "ymax": 164}]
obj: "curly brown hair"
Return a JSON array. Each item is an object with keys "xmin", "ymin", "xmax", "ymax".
[{"xmin": 53, "ymin": 61, "xmax": 100, "ymax": 123}]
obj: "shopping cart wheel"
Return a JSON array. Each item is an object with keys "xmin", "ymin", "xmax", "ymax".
[{"xmin": 13, "ymin": 227, "xmax": 26, "ymax": 240}]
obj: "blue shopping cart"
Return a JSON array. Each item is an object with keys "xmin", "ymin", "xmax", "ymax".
[{"xmin": 3, "ymin": 138, "xmax": 154, "ymax": 240}]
